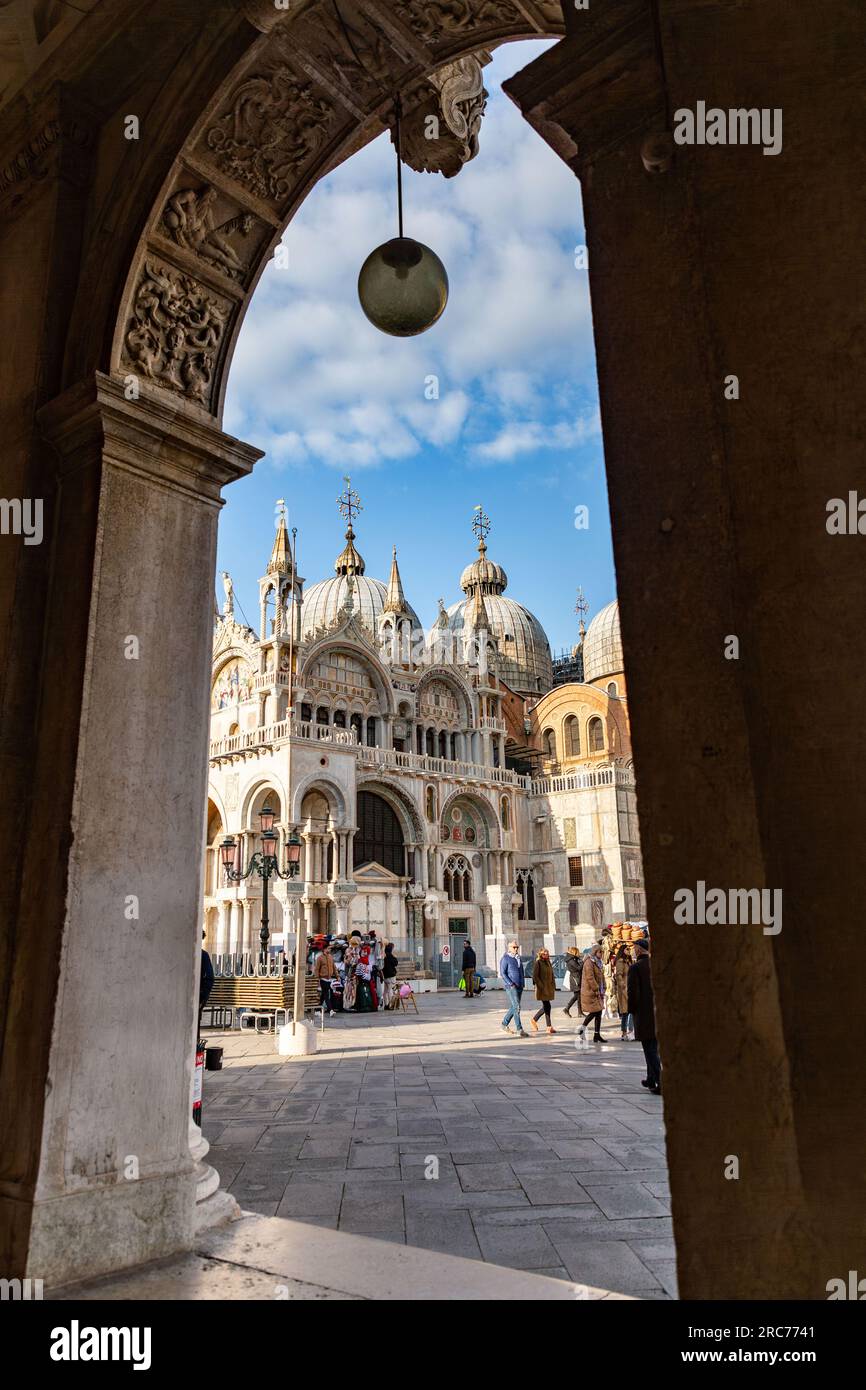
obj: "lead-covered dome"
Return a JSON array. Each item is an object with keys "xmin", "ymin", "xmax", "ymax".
[
  {"xmin": 582, "ymin": 600, "xmax": 623, "ymax": 683},
  {"xmin": 301, "ymin": 523, "xmax": 421, "ymax": 642},
  {"xmin": 446, "ymin": 595, "xmax": 553, "ymax": 694},
  {"xmin": 444, "ymin": 532, "xmax": 552, "ymax": 694}
]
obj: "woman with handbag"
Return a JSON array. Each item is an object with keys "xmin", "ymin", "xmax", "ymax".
[{"xmin": 529, "ymin": 948, "xmax": 557, "ymax": 1034}]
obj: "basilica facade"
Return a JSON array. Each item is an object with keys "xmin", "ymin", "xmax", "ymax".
[{"xmin": 203, "ymin": 492, "xmax": 644, "ymax": 973}]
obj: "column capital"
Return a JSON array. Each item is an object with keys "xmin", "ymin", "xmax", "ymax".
[{"xmin": 38, "ymin": 371, "xmax": 262, "ymax": 504}]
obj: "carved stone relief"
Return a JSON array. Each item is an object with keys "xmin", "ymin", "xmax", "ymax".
[
  {"xmin": 121, "ymin": 259, "xmax": 232, "ymax": 409},
  {"xmin": 204, "ymin": 66, "xmax": 334, "ymax": 205},
  {"xmin": 399, "ymin": 53, "xmax": 489, "ymax": 177},
  {"xmin": 393, "ymin": 0, "xmax": 520, "ymax": 45},
  {"xmin": 293, "ymin": 3, "xmax": 397, "ymax": 98},
  {"xmin": 159, "ymin": 184, "xmax": 261, "ymax": 282}
]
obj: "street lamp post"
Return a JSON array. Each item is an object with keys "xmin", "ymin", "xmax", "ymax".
[{"xmin": 220, "ymin": 809, "xmax": 301, "ymax": 967}]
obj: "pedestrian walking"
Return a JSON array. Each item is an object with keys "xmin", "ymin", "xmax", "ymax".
[
  {"xmin": 313, "ymin": 942, "xmax": 338, "ymax": 1016},
  {"xmin": 499, "ymin": 939, "xmax": 527, "ymax": 1036},
  {"xmin": 614, "ymin": 946, "xmax": 633, "ymax": 1038},
  {"xmin": 382, "ymin": 941, "xmax": 399, "ymax": 1010},
  {"xmin": 562, "ymin": 946, "xmax": 582, "ymax": 1016},
  {"xmin": 462, "ymin": 939, "xmax": 476, "ymax": 999},
  {"xmin": 529, "ymin": 947, "xmax": 557, "ymax": 1034},
  {"xmin": 627, "ymin": 938, "xmax": 661, "ymax": 1094},
  {"xmin": 577, "ymin": 941, "xmax": 606, "ymax": 1042}
]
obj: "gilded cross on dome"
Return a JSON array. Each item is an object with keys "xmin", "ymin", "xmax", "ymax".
[
  {"xmin": 337, "ymin": 475, "xmax": 363, "ymax": 527},
  {"xmin": 472, "ymin": 504, "xmax": 490, "ymax": 546}
]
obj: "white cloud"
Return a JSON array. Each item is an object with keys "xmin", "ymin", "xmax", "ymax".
[
  {"xmin": 475, "ymin": 409, "xmax": 602, "ymax": 462},
  {"xmin": 225, "ymin": 41, "xmax": 596, "ymax": 471}
]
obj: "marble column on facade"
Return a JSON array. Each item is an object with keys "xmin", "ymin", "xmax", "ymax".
[{"xmin": 216, "ymin": 902, "xmax": 230, "ymax": 957}]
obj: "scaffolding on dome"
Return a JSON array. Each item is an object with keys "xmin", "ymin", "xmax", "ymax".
[{"xmin": 551, "ymin": 645, "xmax": 585, "ymax": 686}]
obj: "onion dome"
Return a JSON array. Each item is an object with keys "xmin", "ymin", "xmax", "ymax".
[{"xmin": 442, "ymin": 512, "xmax": 552, "ymax": 695}]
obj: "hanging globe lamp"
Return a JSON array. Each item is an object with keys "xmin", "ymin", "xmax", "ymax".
[{"xmin": 358, "ymin": 97, "xmax": 449, "ymax": 337}]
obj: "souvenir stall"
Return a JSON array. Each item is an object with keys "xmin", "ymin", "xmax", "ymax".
[
  {"xmin": 314, "ymin": 931, "xmax": 384, "ymax": 1014},
  {"xmin": 600, "ymin": 921, "xmax": 648, "ymax": 1025}
]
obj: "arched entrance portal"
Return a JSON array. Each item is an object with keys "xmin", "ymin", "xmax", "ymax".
[{"xmin": 1, "ymin": 0, "xmax": 862, "ymax": 1300}]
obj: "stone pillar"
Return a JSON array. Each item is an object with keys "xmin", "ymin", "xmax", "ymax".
[
  {"xmin": 506, "ymin": 0, "xmax": 866, "ymax": 1298},
  {"xmin": 3, "ymin": 374, "xmax": 258, "ymax": 1285}
]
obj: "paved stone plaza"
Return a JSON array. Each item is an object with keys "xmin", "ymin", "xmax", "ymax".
[{"xmin": 202, "ymin": 992, "xmax": 676, "ymax": 1298}]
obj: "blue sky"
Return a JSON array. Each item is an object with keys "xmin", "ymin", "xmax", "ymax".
[{"xmin": 220, "ymin": 39, "xmax": 617, "ymax": 654}]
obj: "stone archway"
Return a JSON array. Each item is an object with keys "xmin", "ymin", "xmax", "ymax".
[{"xmin": 1, "ymin": 0, "xmax": 864, "ymax": 1300}]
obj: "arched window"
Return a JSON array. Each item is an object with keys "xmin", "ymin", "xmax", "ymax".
[
  {"xmin": 333, "ymin": 708, "xmax": 346, "ymax": 729},
  {"xmin": 228, "ymin": 722, "xmax": 239, "ymax": 737},
  {"xmin": 543, "ymin": 728, "xmax": 557, "ymax": 762},
  {"xmin": 366, "ymin": 716, "xmax": 377, "ymax": 747},
  {"xmin": 416, "ymin": 725, "xmax": 423, "ymax": 754},
  {"xmin": 349, "ymin": 712, "xmax": 363, "ymax": 742},
  {"xmin": 526, "ymin": 872, "xmax": 536, "ymax": 921},
  {"xmin": 444, "ymin": 855, "xmax": 472, "ymax": 903},
  {"xmin": 515, "ymin": 869, "xmax": 536, "ymax": 922},
  {"xmin": 316, "ymin": 706, "xmax": 329, "ymax": 726},
  {"xmin": 300, "ymin": 702, "xmax": 312, "ymax": 724},
  {"xmin": 438, "ymin": 730, "xmax": 447, "ymax": 759},
  {"xmin": 500, "ymin": 796, "xmax": 510, "ymax": 832},
  {"xmin": 425, "ymin": 786, "xmax": 435, "ymax": 821},
  {"xmin": 354, "ymin": 791, "xmax": 404, "ymax": 875},
  {"xmin": 564, "ymin": 715, "xmax": 580, "ymax": 758},
  {"xmin": 607, "ymin": 681, "xmax": 618, "ymax": 697},
  {"xmin": 425, "ymin": 728, "xmax": 435, "ymax": 756},
  {"xmin": 588, "ymin": 717, "xmax": 604, "ymax": 753}
]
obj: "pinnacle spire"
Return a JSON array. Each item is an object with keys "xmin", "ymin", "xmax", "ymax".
[
  {"xmin": 268, "ymin": 500, "xmax": 291, "ymax": 575},
  {"xmin": 383, "ymin": 545, "xmax": 407, "ymax": 614}
]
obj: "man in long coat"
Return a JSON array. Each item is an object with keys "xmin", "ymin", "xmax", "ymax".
[{"xmin": 627, "ymin": 938, "xmax": 661, "ymax": 1094}]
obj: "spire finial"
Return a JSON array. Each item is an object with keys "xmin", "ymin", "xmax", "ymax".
[
  {"xmin": 472, "ymin": 504, "xmax": 490, "ymax": 553},
  {"xmin": 337, "ymin": 475, "xmax": 363, "ymax": 530},
  {"xmin": 575, "ymin": 585, "xmax": 589, "ymax": 640},
  {"xmin": 333, "ymin": 476, "xmax": 365, "ymax": 576}
]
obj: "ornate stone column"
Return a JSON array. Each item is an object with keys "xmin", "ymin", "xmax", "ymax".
[{"xmin": 8, "ymin": 373, "xmax": 259, "ymax": 1285}]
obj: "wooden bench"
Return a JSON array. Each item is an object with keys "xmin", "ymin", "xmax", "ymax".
[{"xmin": 205, "ymin": 976, "xmax": 323, "ymax": 1031}]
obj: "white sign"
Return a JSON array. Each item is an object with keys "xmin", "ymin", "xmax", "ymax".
[{"xmin": 440, "ymin": 944, "xmax": 451, "ymax": 961}]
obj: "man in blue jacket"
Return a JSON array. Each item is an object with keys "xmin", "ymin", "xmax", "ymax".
[{"xmin": 499, "ymin": 939, "xmax": 528, "ymax": 1037}]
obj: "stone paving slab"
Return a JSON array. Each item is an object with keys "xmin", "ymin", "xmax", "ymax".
[{"xmin": 201, "ymin": 993, "xmax": 675, "ymax": 1299}]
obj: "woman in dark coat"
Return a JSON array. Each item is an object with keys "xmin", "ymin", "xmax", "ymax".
[
  {"xmin": 562, "ymin": 947, "xmax": 582, "ymax": 1017},
  {"xmin": 529, "ymin": 948, "xmax": 557, "ymax": 1034}
]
